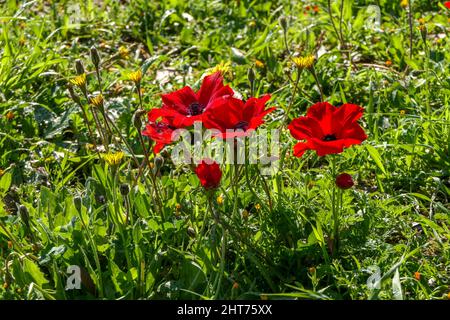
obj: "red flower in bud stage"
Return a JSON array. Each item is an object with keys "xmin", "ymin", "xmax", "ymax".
[
  {"xmin": 150, "ymin": 72, "xmax": 233, "ymax": 128},
  {"xmin": 445, "ymin": 2, "xmax": 450, "ymax": 9},
  {"xmin": 202, "ymin": 95, "xmax": 275, "ymax": 139},
  {"xmin": 288, "ymin": 102, "xmax": 367, "ymax": 157},
  {"xmin": 142, "ymin": 115, "xmax": 175, "ymax": 154},
  {"xmin": 195, "ymin": 160, "xmax": 222, "ymax": 190},
  {"xmin": 335, "ymin": 173, "xmax": 354, "ymax": 190}
]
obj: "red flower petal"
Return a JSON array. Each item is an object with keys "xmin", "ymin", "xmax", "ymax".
[
  {"xmin": 161, "ymin": 86, "xmax": 197, "ymax": 115},
  {"xmin": 288, "ymin": 116, "xmax": 324, "ymax": 141},
  {"xmin": 203, "ymin": 95, "xmax": 275, "ymax": 139},
  {"xmin": 197, "ymin": 72, "xmax": 233, "ymax": 107},
  {"xmin": 293, "ymin": 141, "xmax": 312, "ymax": 157},
  {"xmin": 445, "ymin": 2, "xmax": 450, "ymax": 9}
]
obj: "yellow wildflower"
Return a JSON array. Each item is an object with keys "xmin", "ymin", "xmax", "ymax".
[
  {"xmin": 90, "ymin": 94, "xmax": 104, "ymax": 107},
  {"xmin": 255, "ymin": 203, "xmax": 261, "ymax": 211},
  {"xmin": 400, "ymin": 110, "xmax": 406, "ymax": 116},
  {"xmin": 70, "ymin": 73, "xmax": 86, "ymax": 87},
  {"xmin": 209, "ymin": 61, "xmax": 232, "ymax": 77},
  {"xmin": 418, "ymin": 18, "xmax": 425, "ymax": 25},
  {"xmin": 417, "ymin": 24, "xmax": 426, "ymax": 32},
  {"xmin": 255, "ymin": 59, "xmax": 265, "ymax": 68},
  {"xmin": 0, "ymin": 168, "xmax": 4, "ymax": 177},
  {"xmin": 128, "ymin": 69, "xmax": 143, "ymax": 84},
  {"xmin": 385, "ymin": 60, "xmax": 392, "ymax": 67},
  {"xmin": 292, "ymin": 55, "xmax": 315, "ymax": 70},
  {"xmin": 5, "ymin": 111, "xmax": 15, "ymax": 120},
  {"xmin": 119, "ymin": 46, "xmax": 129, "ymax": 59},
  {"xmin": 217, "ymin": 195, "xmax": 224, "ymax": 205},
  {"xmin": 102, "ymin": 151, "xmax": 125, "ymax": 166},
  {"xmin": 400, "ymin": 0, "xmax": 408, "ymax": 9}
]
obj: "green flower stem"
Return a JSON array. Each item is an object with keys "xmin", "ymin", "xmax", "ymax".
[
  {"xmin": 310, "ymin": 66, "xmax": 324, "ymax": 102},
  {"xmin": 329, "ymin": 155, "xmax": 339, "ymax": 256}
]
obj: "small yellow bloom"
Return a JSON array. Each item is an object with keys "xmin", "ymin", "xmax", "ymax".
[
  {"xmin": 70, "ymin": 73, "xmax": 87, "ymax": 87},
  {"xmin": 255, "ymin": 59, "xmax": 265, "ymax": 68},
  {"xmin": 7, "ymin": 241, "xmax": 13, "ymax": 249},
  {"xmin": 217, "ymin": 195, "xmax": 224, "ymax": 205},
  {"xmin": 447, "ymin": 291, "xmax": 450, "ymax": 299},
  {"xmin": 255, "ymin": 203, "xmax": 261, "ymax": 211},
  {"xmin": 400, "ymin": 110, "xmax": 406, "ymax": 116},
  {"xmin": 414, "ymin": 272, "xmax": 421, "ymax": 281},
  {"xmin": 119, "ymin": 46, "xmax": 129, "ymax": 59},
  {"xmin": 175, "ymin": 203, "xmax": 182, "ymax": 211},
  {"xmin": 90, "ymin": 94, "xmax": 104, "ymax": 107},
  {"xmin": 292, "ymin": 55, "xmax": 315, "ymax": 70},
  {"xmin": 0, "ymin": 169, "xmax": 4, "ymax": 177},
  {"xmin": 418, "ymin": 18, "xmax": 425, "ymax": 25},
  {"xmin": 400, "ymin": 0, "xmax": 408, "ymax": 9},
  {"xmin": 5, "ymin": 111, "xmax": 15, "ymax": 120},
  {"xmin": 209, "ymin": 61, "xmax": 232, "ymax": 77},
  {"xmin": 85, "ymin": 143, "xmax": 95, "ymax": 151},
  {"xmin": 417, "ymin": 24, "xmax": 426, "ymax": 32},
  {"xmin": 248, "ymin": 20, "xmax": 256, "ymax": 28},
  {"xmin": 128, "ymin": 69, "xmax": 143, "ymax": 84},
  {"xmin": 385, "ymin": 60, "xmax": 392, "ymax": 67},
  {"xmin": 102, "ymin": 151, "xmax": 125, "ymax": 166}
]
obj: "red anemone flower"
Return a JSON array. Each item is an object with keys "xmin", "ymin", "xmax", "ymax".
[
  {"xmin": 444, "ymin": 1, "xmax": 450, "ymax": 9},
  {"xmin": 142, "ymin": 115, "xmax": 175, "ymax": 154},
  {"xmin": 288, "ymin": 102, "xmax": 367, "ymax": 157},
  {"xmin": 202, "ymin": 95, "xmax": 275, "ymax": 139},
  {"xmin": 195, "ymin": 159, "xmax": 222, "ymax": 190},
  {"xmin": 151, "ymin": 72, "xmax": 233, "ymax": 128}
]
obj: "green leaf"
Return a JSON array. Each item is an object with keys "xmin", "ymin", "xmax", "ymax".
[
  {"xmin": 0, "ymin": 172, "xmax": 12, "ymax": 195},
  {"xmin": 366, "ymin": 145, "xmax": 387, "ymax": 175}
]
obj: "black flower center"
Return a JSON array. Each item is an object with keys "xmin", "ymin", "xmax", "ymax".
[
  {"xmin": 322, "ymin": 134, "xmax": 337, "ymax": 141},
  {"xmin": 234, "ymin": 121, "xmax": 249, "ymax": 131},
  {"xmin": 188, "ymin": 102, "xmax": 204, "ymax": 116},
  {"xmin": 155, "ymin": 122, "xmax": 168, "ymax": 133}
]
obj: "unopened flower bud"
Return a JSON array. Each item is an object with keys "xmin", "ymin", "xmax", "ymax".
[
  {"xmin": 132, "ymin": 109, "xmax": 146, "ymax": 130},
  {"xmin": 187, "ymin": 227, "xmax": 196, "ymax": 238},
  {"xmin": 279, "ymin": 16, "xmax": 287, "ymax": 31},
  {"xmin": 75, "ymin": 59, "xmax": 85, "ymax": 75},
  {"xmin": 120, "ymin": 183, "xmax": 130, "ymax": 196},
  {"xmin": 154, "ymin": 156, "xmax": 164, "ymax": 171},
  {"xmin": 73, "ymin": 196, "xmax": 82, "ymax": 212},
  {"xmin": 90, "ymin": 46, "xmax": 101, "ymax": 68},
  {"xmin": 247, "ymin": 67, "xmax": 255, "ymax": 85},
  {"xmin": 335, "ymin": 173, "xmax": 354, "ymax": 190},
  {"xmin": 19, "ymin": 205, "xmax": 30, "ymax": 228}
]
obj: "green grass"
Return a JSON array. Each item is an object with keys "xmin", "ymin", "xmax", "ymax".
[{"xmin": 1, "ymin": 0, "xmax": 450, "ymax": 300}]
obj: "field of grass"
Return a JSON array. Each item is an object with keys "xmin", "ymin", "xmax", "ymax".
[{"xmin": 1, "ymin": 0, "xmax": 450, "ymax": 300}]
